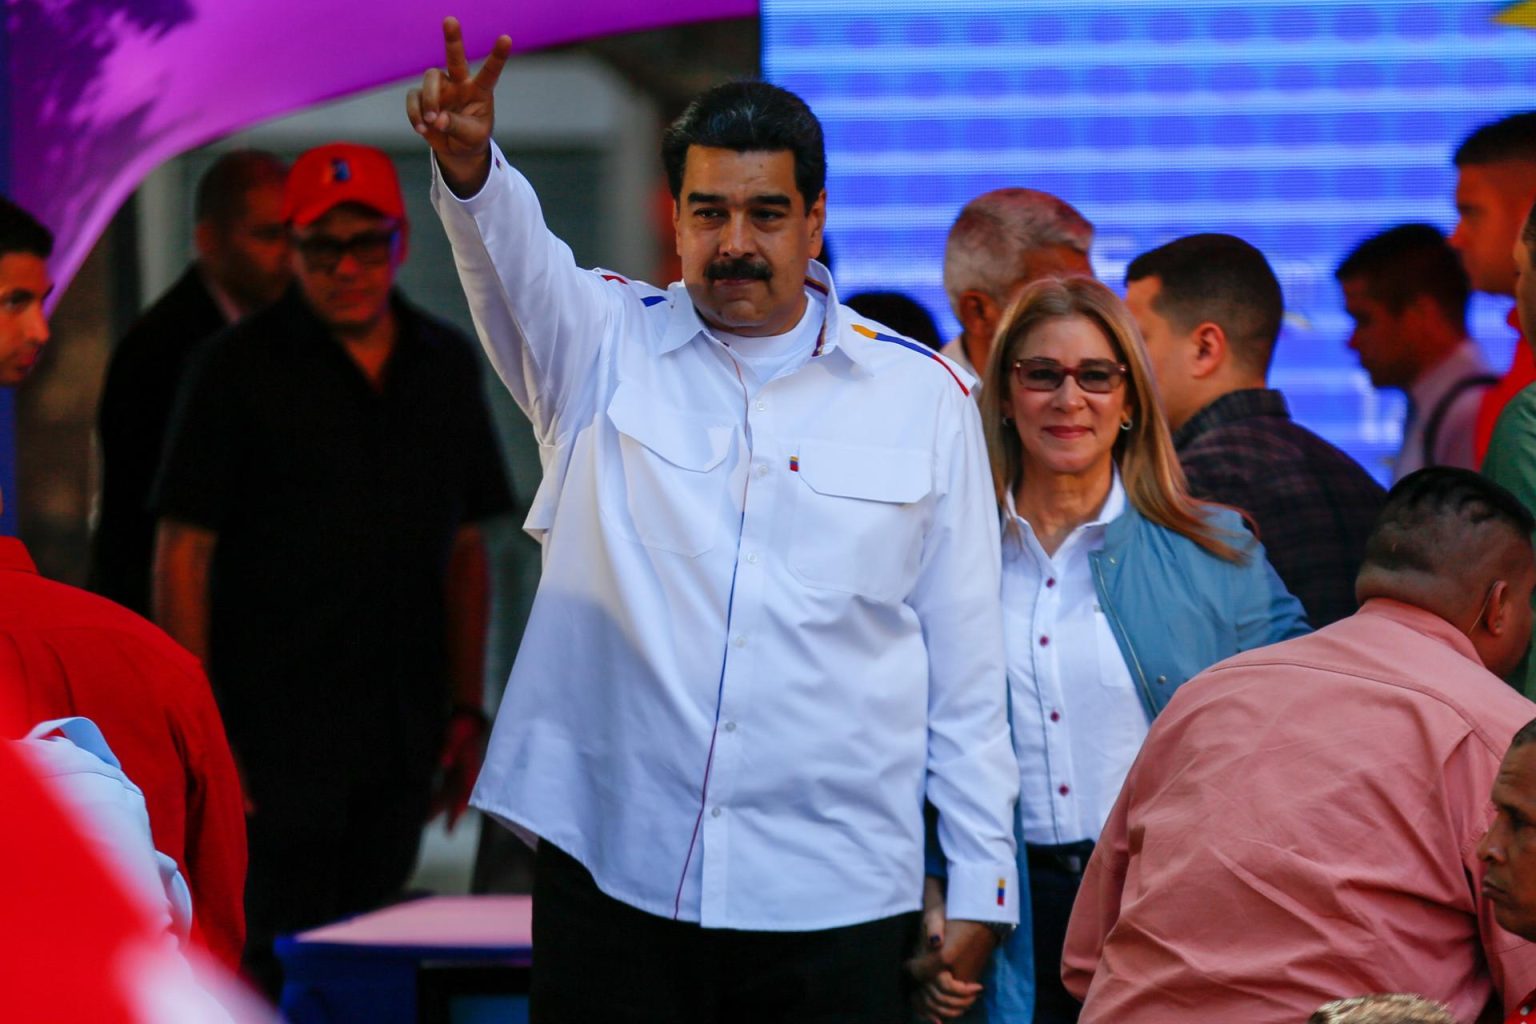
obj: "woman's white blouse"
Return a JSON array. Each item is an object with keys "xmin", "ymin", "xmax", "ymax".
[{"xmin": 1002, "ymin": 472, "xmax": 1149, "ymax": 846}]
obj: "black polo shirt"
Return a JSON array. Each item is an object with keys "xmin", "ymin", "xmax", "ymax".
[{"xmin": 153, "ymin": 287, "xmax": 513, "ymax": 780}]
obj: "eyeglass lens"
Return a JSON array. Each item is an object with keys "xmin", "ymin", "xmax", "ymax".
[
  {"xmin": 1013, "ymin": 358, "xmax": 1125, "ymax": 393},
  {"xmin": 297, "ymin": 229, "xmax": 398, "ymax": 272}
]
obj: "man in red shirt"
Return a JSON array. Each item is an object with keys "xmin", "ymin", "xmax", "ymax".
[
  {"xmin": 0, "ymin": 197, "xmax": 247, "ymax": 969},
  {"xmin": 1449, "ymin": 111, "xmax": 1536, "ymax": 461}
]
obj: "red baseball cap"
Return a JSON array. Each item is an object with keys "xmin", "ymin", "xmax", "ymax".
[{"xmin": 283, "ymin": 142, "xmax": 406, "ymax": 228}]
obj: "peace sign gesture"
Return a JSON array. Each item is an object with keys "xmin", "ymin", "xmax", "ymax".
[{"xmin": 406, "ymin": 17, "xmax": 513, "ymax": 196}]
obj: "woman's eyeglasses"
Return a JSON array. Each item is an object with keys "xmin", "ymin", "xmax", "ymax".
[{"xmin": 1010, "ymin": 357, "xmax": 1128, "ymax": 394}]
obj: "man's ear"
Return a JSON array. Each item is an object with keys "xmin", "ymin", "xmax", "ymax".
[
  {"xmin": 808, "ymin": 189, "xmax": 827, "ymax": 259},
  {"xmin": 1188, "ymin": 321, "xmax": 1228, "ymax": 381},
  {"xmin": 958, "ymin": 291, "xmax": 999, "ymax": 343},
  {"xmin": 1399, "ymin": 293, "xmax": 1446, "ymax": 341},
  {"xmin": 1484, "ymin": 579, "xmax": 1514, "ymax": 636}
]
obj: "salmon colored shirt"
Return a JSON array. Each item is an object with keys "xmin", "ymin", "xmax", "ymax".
[{"xmin": 1063, "ymin": 598, "xmax": 1536, "ymax": 1024}]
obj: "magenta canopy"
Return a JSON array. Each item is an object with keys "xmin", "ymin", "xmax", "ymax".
[{"xmin": 8, "ymin": 1, "xmax": 757, "ymax": 298}]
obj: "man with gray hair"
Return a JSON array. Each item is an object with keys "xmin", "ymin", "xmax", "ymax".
[{"xmin": 941, "ymin": 187, "xmax": 1093, "ymax": 378}]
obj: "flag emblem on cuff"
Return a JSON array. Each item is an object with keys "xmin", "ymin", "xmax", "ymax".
[
  {"xmin": 996, "ymin": 878, "xmax": 1007, "ymax": 906},
  {"xmin": 789, "ymin": 455, "xmax": 800, "ymax": 472}
]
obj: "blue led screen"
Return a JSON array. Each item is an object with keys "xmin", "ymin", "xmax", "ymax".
[{"xmin": 763, "ymin": 1, "xmax": 1536, "ymax": 481}]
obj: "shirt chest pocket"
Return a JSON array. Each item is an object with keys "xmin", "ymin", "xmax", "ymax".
[
  {"xmin": 604, "ymin": 384, "xmax": 735, "ymax": 557},
  {"xmin": 789, "ymin": 439, "xmax": 933, "ymax": 601}
]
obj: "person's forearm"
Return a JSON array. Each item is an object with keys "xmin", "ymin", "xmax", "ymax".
[
  {"xmin": 437, "ymin": 149, "xmax": 492, "ymax": 199},
  {"xmin": 444, "ymin": 525, "xmax": 490, "ymax": 710},
  {"xmin": 152, "ymin": 520, "xmax": 216, "ymax": 663}
]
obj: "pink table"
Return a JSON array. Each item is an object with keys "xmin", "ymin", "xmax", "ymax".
[{"xmin": 277, "ymin": 895, "xmax": 533, "ymax": 1024}]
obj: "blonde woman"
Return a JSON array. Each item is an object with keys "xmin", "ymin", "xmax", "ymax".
[{"xmin": 917, "ymin": 277, "xmax": 1307, "ymax": 1024}]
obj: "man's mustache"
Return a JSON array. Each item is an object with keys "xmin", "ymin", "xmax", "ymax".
[{"xmin": 706, "ymin": 258, "xmax": 772, "ymax": 282}]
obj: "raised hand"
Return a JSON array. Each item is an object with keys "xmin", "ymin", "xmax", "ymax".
[{"xmin": 406, "ymin": 16, "xmax": 512, "ymax": 196}]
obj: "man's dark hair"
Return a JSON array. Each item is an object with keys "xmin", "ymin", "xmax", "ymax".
[
  {"xmin": 661, "ymin": 81, "xmax": 826, "ymax": 210},
  {"xmin": 1125, "ymin": 233, "xmax": 1283, "ymax": 376},
  {"xmin": 1361, "ymin": 467, "xmax": 1534, "ymax": 578},
  {"xmin": 1335, "ymin": 224, "xmax": 1469, "ymax": 332},
  {"xmin": 194, "ymin": 150, "xmax": 287, "ymax": 229},
  {"xmin": 844, "ymin": 290, "xmax": 942, "ymax": 349},
  {"xmin": 1512, "ymin": 717, "xmax": 1536, "ymax": 751},
  {"xmin": 1455, "ymin": 111, "xmax": 1536, "ymax": 168},
  {"xmin": 0, "ymin": 195, "xmax": 53, "ymax": 260}
]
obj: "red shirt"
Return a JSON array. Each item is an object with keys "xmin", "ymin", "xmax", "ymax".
[
  {"xmin": 1511, "ymin": 991, "xmax": 1536, "ymax": 1024},
  {"xmin": 1474, "ymin": 310, "xmax": 1535, "ymax": 464},
  {"xmin": 0, "ymin": 539, "xmax": 246, "ymax": 968}
]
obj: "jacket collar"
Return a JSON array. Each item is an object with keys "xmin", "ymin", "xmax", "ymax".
[
  {"xmin": 1173, "ymin": 388, "xmax": 1290, "ymax": 450},
  {"xmin": 1353, "ymin": 597, "xmax": 1482, "ymax": 667}
]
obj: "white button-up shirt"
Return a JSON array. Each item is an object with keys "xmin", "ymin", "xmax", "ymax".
[
  {"xmin": 1002, "ymin": 472, "xmax": 1148, "ymax": 846},
  {"xmin": 433, "ymin": 144, "xmax": 1018, "ymax": 931}
]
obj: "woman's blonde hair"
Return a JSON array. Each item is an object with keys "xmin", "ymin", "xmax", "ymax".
[{"xmin": 979, "ymin": 276, "xmax": 1245, "ymax": 563}]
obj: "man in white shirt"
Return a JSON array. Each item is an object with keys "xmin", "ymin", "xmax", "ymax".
[
  {"xmin": 941, "ymin": 188, "xmax": 1095, "ymax": 380},
  {"xmin": 407, "ymin": 19, "xmax": 1018, "ymax": 1022},
  {"xmin": 1335, "ymin": 223, "xmax": 1495, "ymax": 480}
]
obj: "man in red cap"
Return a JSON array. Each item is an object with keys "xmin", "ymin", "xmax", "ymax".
[{"xmin": 151, "ymin": 141, "xmax": 514, "ymax": 998}]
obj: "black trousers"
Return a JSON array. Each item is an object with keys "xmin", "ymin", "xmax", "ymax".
[
  {"xmin": 531, "ymin": 841, "xmax": 919, "ymax": 1023},
  {"xmin": 1027, "ymin": 841, "xmax": 1093, "ymax": 1024},
  {"xmin": 242, "ymin": 766, "xmax": 433, "ymax": 1001}
]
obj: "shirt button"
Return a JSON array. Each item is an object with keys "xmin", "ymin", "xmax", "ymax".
[
  {"xmin": 1058, "ymin": 785, "xmax": 1070, "ymax": 796},
  {"xmin": 1049, "ymin": 710, "xmax": 1061, "ymax": 722},
  {"xmin": 1157, "ymin": 674, "xmax": 1168, "ymax": 684},
  {"xmin": 724, "ymin": 721, "xmax": 737, "ymax": 732},
  {"xmin": 1039, "ymin": 635, "xmax": 1050, "ymax": 647},
  {"xmin": 733, "ymin": 635, "xmax": 746, "ymax": 648},
  {"xmin": 711, "ymin": 807, "xmax": 722, "ymax": 818},
  {"xmin": 1045, "ymin": 578, "xmax": 1056, "ymax": 588},
  {"xmin": 755, "ymin": 463, "xmax": 769, "ymax": 477},
  {"xmin": 755, "ymin": 400, "xmax": 767, "ymax": 411},
  {"xmin": 746, "ymin": 552, "xmax": 759, "ymax": 564}
]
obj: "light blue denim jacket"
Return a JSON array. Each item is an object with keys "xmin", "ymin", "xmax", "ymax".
[{"xmin": 934, "ymin": 501, "xmax": 1310, "ymax": 1023}]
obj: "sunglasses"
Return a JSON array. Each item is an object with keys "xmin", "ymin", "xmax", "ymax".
[
  {"xmin": 294, "ymin": 228, "xmax": 400, "ymax": 273},
  {"xmin": 1011, "ymin": 357, "xmax": 1128, "ymax": 394}
]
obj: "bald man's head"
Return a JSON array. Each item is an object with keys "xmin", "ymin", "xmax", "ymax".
[{"xmin": 1357, "ymin": 468, "xmax": 1536, "ymax": 677}]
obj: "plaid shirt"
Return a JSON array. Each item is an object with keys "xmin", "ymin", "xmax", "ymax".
[{"xmin": 1174, "ymin": 389, "xmax": 1386, "ymax": 628}]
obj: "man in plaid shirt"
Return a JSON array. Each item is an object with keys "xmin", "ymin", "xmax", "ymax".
[{"xmin": 1125, "ymin": 232, "xmax": 1385, "ymax": 627}]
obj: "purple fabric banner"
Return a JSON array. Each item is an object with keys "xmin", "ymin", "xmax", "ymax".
[{"xmin": 6, "ymin": 0, "xmax": 756, "ymax": 298}]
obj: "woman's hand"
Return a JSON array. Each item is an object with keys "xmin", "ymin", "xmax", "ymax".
[{"xmin": 906, "ymin": 876, "xmax": 985, "ymax": 1022}]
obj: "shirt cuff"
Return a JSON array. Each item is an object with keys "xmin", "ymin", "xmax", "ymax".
[
  {"xmin": 430, "ymin": 140, "xmax": 510, "ymax": 210},
  {"xmin": 944, "ymin": 859, "xmax": 1020, "ymax": 925}
]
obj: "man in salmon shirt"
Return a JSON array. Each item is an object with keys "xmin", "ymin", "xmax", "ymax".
[
  {"xmin": 1063, "ymin": 468, "xmax": 1536, "ymax": 1024},
  {"xmin": 1450, "ymin": 112, "xmax": 1536, "ymax": 462}
]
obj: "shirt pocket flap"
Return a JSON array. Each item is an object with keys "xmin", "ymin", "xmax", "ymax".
[
  {"xmin": 606, "ymin": 383, "xmax": 731, "ymax": 472},
  {"xmin": 797, "ymin": 439, "xmax": 932, "ymax": 504}
]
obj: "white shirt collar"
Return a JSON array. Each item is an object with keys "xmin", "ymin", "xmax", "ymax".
[{"xmin": 1004, "ymin": 466, "xmax": 1127, "ymax": 556}]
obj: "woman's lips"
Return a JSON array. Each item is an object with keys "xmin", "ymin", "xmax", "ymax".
[{"xmin": 1044, "ymin": 426, "xmax": 1090, "ymax": 438}]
